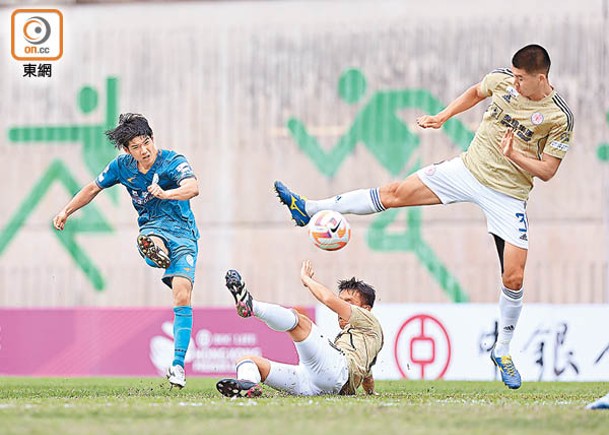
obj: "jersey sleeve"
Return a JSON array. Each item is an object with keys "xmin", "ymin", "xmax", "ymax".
[
  {"xmin": 95, "ymin": 158, "xmax": 120, "ymax": 189},
  {"xmin": 480, "ymin": 69, "xmax": 512, "ymax": 97},
  {"xmin": 167, "ymin": 154, "xmax": 196, "ymax": 185},
  {"xmin": 544, "ymin": 112, "xmax": 574, "ymax": 159}
]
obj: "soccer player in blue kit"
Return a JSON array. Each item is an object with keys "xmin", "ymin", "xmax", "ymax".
[{"xmin": 53, "ymin": 113, "xmax": 200, "ymax": 388}]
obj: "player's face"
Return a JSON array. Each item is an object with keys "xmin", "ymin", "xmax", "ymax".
[
  {"xmin": 511, "ymin": 67, "xmax": 545, "ymax": 99},
  {"xmin": 338, "ymin": 289, "xmax": 370, "ymax": 328},
  {"xmin": 126, "ymin": 135, "xmax": 158, "ymax": 165}
]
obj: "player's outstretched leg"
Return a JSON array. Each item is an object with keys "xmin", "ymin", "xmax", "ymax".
[
  {"xmin": 216, "ymin": 378, "xmax": 262, "ymax": 398},
  {"xmin": 490, "ymin": 345, "xmax": 522, "ymax": 389},
  {"xmin": 274, "ymin": 181, "xmax": 310, "ymax": 226},
  {"xmin": 225, "ymin": 270, "xmax": 254, "ymax": 317},
  {"xmin": 225, "ymin": 269, "xmax": 298, "ymax": 331},
  {"xmin": 166, "ymin": 364, "xmax": 186, "ymax": 389},
  {"xmin": 137, "ymin": 234, "xmax": 171, "ymax": 268},
  {"xmin": 587, "ymin": 393, "xmax": 609, "ymax": 410}
]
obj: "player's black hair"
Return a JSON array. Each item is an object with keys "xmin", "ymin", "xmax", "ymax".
[
  {"xmin": 512, "ymin": 44, "xmax": 551, "ymax": 76},
  {"xmin": 338, "ymin": 277, "xmax": 376, "ymax": 308},
  {"xmin": 105, "ymin": 113, "xmax": 154, "ymax": 149}
]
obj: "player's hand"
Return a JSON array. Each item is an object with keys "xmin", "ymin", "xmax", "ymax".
[
  {"xmin": 500, "ymin": 128, "xmax": 515, "ymax": 158},
  {"xmin": 53, "ymin": 212, "xmax": 68, "ymax": 231},
  {"xmin": 300, "ymin": 260, "xmax": 314, "ymax": 286},
  {"xmin": 416, "ymin": 114, "xmax": 445, "ymax": 129},
  {"xmin": 147, "ymin": 183, "xmax": 169, "ymax": 199}
]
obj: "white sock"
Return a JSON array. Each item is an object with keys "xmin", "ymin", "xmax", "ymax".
[
  {"xmin": 253, "ymin": 301, "xmax": 299, "ymax": 332},
  {"xmin": 305, "ymin": 188, "xmax": 385, "ymax": 216},
  {"xmin": 236, "ymin": 359, "xmax": 262, "ymax": 383},
  {"xmin": 495, "ymin": 286, "xmax": 523, "ymax": 356}
]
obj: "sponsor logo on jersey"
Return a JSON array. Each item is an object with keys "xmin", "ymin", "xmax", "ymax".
[
  {"xmin": 500, "ymin": 114, "xmax": 533, "ymax": 142},
  {"xmin": 549, "ymin": 140, "xmax": 569, "ymax": 152},
  {"xmin": 130, "ymin": 190, "xmax": 154, "ymax": 205},
  {"xmin": 502, "ymin": 86, "xmax": 520, "ymax": 103}
]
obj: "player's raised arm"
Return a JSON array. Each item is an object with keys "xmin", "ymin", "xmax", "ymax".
[
  {"xmin": 300, "ymin": 260, "xmax": 352, "ymax": 321},
  {"xmin": 416, "ymin": 82, "xmax": 487, "ymax": 129},
  {"xmin": 52, "ymin": 181, "xmax": 103, "ymax": 230}
]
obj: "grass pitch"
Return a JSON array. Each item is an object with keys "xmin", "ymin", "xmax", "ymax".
[{"xmin": 0, "ymin": 378, "xmax": 607, "ymax": 435}]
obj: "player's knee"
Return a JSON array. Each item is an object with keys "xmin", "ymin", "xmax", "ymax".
[
  {"xmin": 502, "ymin": 271, "xmax": 524, "ymax": 291},
  {"xmin": 379, "ymin": 182, "xmax": 401, "ymax": 208},
  {"xmin": 294, "ymin": 312, "xmax": 311, "ymax": 329},
  {"xmin": 172, "ymin": 280, "xmax": 193, "ymax": 306}
]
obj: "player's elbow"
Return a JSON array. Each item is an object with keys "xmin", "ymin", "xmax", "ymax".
[
  {"xmin": 537, "ymin": 168, "xmax": 557, "ymax": 182},
  {"xmin": 191, "ymin": 184, "xmax": 200, "ymax": 198},
  {"xmin": 187, "ymin": 181, "xmax": 200, "ymax": 198}
]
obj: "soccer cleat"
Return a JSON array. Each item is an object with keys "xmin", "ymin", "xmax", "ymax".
[
  {"xmin": 274, "ymin": 180, "xmax": 310, "ymax": 227},
  {"xmin": 166, "ymin": 365, "xmax": 186, "ymax": 389},
  {"xmin": 586, "ymin": 393, "xmax": 609, "ymax": 410},
  {"xmin": 490, "ymin": 346, "xmax": 522, "ymax": 389},
  {"xmin": 216, "ymin": 378, "xmax": 262, "ymax": 398},
  {"xmin": 137, "ymin": 234, "xmax": 171, "ymax": 268},
  {"xmin": 225, "ymin": 270, "xmax": 254, "ymax": 318}
]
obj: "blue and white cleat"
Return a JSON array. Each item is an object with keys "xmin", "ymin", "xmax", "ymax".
[
  {"xmin": 274, "ymin": 181, "xmax": 310, "ymax": 227},
  {"xmin": 586, "ymin": 393, "xmax": 609, "ymax": 410},
  {"xmin": 490, "ymin": 346, "xmax": 522, "ymax": 389}
]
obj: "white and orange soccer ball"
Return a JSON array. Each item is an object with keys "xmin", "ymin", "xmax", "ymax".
[{"xmin": 308, "ymin": 210, "xmax": 351, "ymax": 251}]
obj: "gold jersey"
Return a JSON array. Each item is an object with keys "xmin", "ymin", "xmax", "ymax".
[
  {"xmin": 461, "ymin": 69, "xmax": 574, "ymax": 200},
  {"xmin": 334, "ymin": 305, "xmax": 384, "ymax": 395}
]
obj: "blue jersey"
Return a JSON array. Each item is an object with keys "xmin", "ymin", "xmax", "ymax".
[{"xmin": 95, "ymin": 150, "xmax": 199, "ymax": 240}]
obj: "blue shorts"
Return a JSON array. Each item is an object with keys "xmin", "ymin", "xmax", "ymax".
[{"xmin": 138, "ymin": 228, "xmax": 199, "ymax": 289}]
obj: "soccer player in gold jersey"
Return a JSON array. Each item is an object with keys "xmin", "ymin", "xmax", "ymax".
[
  {"xmin": 216, "ymin": 260, "xmax": 384, "ymax": 397},
  {"xmin": 275, "ymin": 44, "xmax": 573, "ymax": 389}
]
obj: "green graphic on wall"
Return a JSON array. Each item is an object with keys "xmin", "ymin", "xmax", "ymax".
[
  {"xmin": 1, "ymin": 77, "xmax": 119, "ymax": 291},
  {"xmin": 288, "ymin": 68, "xmax": 474, "ymax": 302},
  {"xmin": 597, "ymin": 110, "xmax": 609, "ymax": 161}
]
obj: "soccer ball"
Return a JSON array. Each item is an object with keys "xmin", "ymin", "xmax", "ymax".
[{"xmin": 308, "ymin": 210, "xmax": 351, "ymax": 251}]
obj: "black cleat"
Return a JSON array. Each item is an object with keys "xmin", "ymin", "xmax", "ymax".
[
  {"xmin": 225, "ymin": 270, "xmax": 254, "ymax": 318},
  {"xmin": 216, "ymin": 378, "xmax": 262, "ymax": 398}
]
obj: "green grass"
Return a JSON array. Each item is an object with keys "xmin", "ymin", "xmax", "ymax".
[{"xmin": 0, "ymin": 378, "xmax": 607, "ymax": 435}]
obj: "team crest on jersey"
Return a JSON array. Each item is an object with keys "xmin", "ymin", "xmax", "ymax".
[
  {"xmin": 185, "ymin": 255, "xmax": 194, "ymax": 267},
  {"xmin": 531, "ymin": 112, "xmax": 544, "ymax": 125}
]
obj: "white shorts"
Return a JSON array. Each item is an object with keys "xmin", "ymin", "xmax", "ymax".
[
  {"xmin": 416, "ymin": 157, "xmax": 529, "ymax": 249},
  {"xmin": 264, "ymin": 324, "xmax": 349, "ymax": 396}
]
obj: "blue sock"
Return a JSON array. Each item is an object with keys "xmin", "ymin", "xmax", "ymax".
[{"xmin": 172, "ymin": 306, "xmax": 193, "ymax": 368}]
